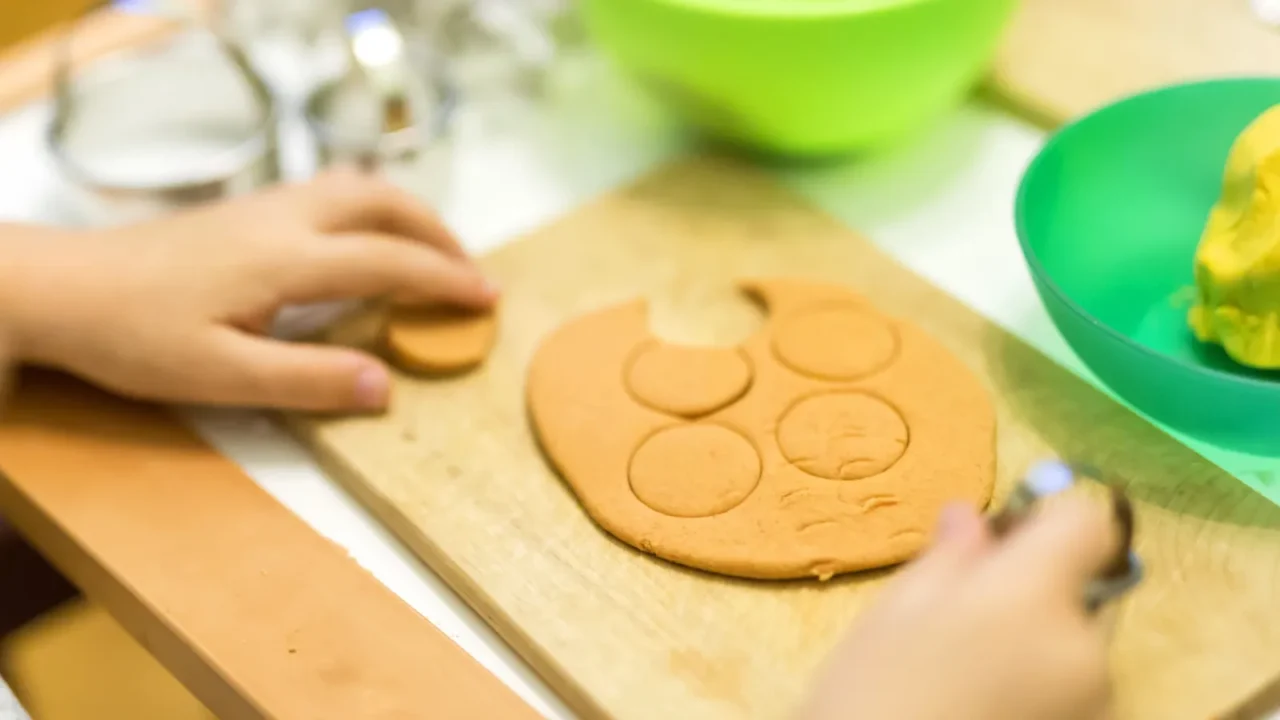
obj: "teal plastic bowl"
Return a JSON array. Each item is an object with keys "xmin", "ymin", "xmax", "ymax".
[
  {"xmin": 580, "ymin": 0, "xmax": 1018, "ymax": 156},
  {"xmin": 1016, "ymin": 78, "xmax": 1280, "ymax": 453}
]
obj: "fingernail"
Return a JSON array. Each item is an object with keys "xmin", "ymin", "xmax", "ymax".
[
  {"xmin": 935, "ymin": 504, "xmax": 968, "ymax": 542},
  {"xmin": 355, "ymin": 363, "xmax": 390, "ymax": 409}
]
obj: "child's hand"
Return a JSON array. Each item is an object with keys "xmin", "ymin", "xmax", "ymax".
[
  {"xmin": 0, "ymin": 333, "xmax": 7, "ymax": 404},
  {"xmin": 802, "ymin": 497, "xmax": 1119, "ymax": 720},
  {"xmin": 0, "ymin": 170, "xmax": 496, "ymax": 412}
]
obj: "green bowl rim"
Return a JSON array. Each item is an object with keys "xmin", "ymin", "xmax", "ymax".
[
  {"xmin": 1014, "ymin": 76, "xmax": 1280, "ymax": 394},
  {"xmin": 628, "ymin": 0, "xmax": 942, "ymax": 20}
]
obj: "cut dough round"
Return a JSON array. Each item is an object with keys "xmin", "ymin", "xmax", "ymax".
[
  {"xmin": 772, "ymin": 304, "xmax": 897, "ymax": 380},
  {"xmin": 625, "ymin": 342, "xmax": 753, "ymax": 418},
  {"xmin": 628, "ymin": 423, "xmax": 761, "ymax": 518},
  {"xmin": 384, "ymin": 305, "xmax": 497, "ymax": 374},
  {"xmin": 777, "ymin": 391, "xmax": 908, "ymax": 480}
]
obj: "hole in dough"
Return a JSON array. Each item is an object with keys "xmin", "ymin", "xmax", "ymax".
[{"xmin": 646, "ymin": 285, "xmax": 765, "ymax": 348}]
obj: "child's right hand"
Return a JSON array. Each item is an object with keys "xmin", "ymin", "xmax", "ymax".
[{"xmin": 802, "ymin": 496, "xmax": 1119, "ymax": 720}]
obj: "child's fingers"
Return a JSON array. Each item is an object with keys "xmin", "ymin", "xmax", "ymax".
[
  {"xmin": 285, "ymin": 232, "xmax": 498, "ymax": 308},
  {"xmin": 308, "ymin": 169, "xmax": 469, "ymax": 260},
  {"xmin": 985, "ymin": 494, "xmax": 1120, "ymax": 607},
  {"xmin": 203, "ymin": 330, "xmax": 392, "ymax": 411},
  {"xmin": 919, "ymin": 503, "xmax": 991, "ymax": 567},
  {"xmin": 895, "ymin": 502, "xmax": 993, "ymax": 593},
  {"xmin": 0, "ymin": 333, "xmax": 8, "ymax": 405},
  {"xmin": 932, "ymin": 502, "xmax": 989, "ymax": 549}
]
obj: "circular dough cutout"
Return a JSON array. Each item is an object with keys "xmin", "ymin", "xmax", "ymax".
[
  {"xmin": 772, "ymin": 305, "xmax": 897, "ymax": 380},
  {"xmin": 625, "ymin": 342, "xmax": 753, "ymax": 417},
  {"xmin": 778, "ymin": 392, "xmax": 908, "ymax": 480},
  {"xmin": 384, "ymin": 305, "xmax": 496, "ymax": 374},
  {"xmin": 629, "ymin": 424, "xmax": 761, "ymax": 518}
]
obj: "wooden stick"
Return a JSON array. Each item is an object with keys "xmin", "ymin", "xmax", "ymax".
[{"xmin": 0, "ymin": 370, "xmax": 540, "ymax": 719}]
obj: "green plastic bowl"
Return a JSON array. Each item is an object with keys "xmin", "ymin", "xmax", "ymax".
[
  {"xmin": 580, "ymin": 0, "xmax": 1019, "ymax": 156},
  {"xmin": 1017, "ymin": 78, "xmax": 1280, "ymax": 453}
]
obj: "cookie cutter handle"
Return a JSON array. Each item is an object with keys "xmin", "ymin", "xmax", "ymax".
[{"xmin": 1084, "ymin": 485, "xmax": 1143, "ymax": 613}]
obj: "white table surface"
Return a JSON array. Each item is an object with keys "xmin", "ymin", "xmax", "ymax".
[
  {"xmin": 0, "ymin": 675, "xmax": 28, "ymax": 720},
  {"xmin": 0, "ymin": 47, "xmax": 1266, "ymax": 718}
]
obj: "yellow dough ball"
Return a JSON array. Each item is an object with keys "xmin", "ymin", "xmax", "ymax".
[{"xmin": 1190, "ymin": 105, "xmax": 1280, "ymax": 368}]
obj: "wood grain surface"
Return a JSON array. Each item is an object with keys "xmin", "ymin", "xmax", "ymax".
[
  {"xmin": 0, "ymin": 370, "xmax": 538, "ymax": 720},
  {"xmin": 991, "ymin": 0, "xmax": 1280, "ymax": 124},
  {"xmin": 290, "ymin": 156, "xmax": 1280, "ymax": 720}
]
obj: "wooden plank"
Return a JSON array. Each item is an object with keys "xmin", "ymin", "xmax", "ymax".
[
  {"xmin": 289, "ymin": 156, "xmax": 1280, "ymax": 720},
  {"xmin": 0, "ymin": 369, "xmax": 538, "ymax": 720},
  {"xmin": 990, "ymin": 0, "xmax": 1280, "ymax": 125}
]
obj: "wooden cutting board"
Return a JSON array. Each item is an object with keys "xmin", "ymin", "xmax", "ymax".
[
  {"xmin": 289, "ymin": 156, "xmax": 1280, "ymax": 720},
  {"xmin": 991, "ymin": 0, "xmax": 1280, "ymax": 124}
]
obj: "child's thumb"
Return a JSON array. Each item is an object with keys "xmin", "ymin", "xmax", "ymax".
[
  {"xmin": 898, "ymin": 502, "xmax": 992, "ymax": 591},
  {"xmin": 212, "ymin": 332, "xmax": 391, "ymax": 412}
]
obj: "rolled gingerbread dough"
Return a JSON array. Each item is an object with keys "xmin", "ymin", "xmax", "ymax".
[
  {"xmin": 382, "ymin": 305, "xmax": 497, "ymax": 375},
  {"xmin": 527, "ymin": 279, "xmax": 996, "ymax": 581}
]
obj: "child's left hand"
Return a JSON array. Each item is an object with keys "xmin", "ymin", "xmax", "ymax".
[{"xmin": 0, "ymin": 169, "xmax": 498, "ymax": 412}]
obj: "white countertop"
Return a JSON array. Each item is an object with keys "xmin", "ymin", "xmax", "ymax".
[
  {"xmin": 0, "ymin": 48, "xmax": 1274, "ymax": 718},
  {"xmin": 0, "ymin": 675, "xmax": 28, "ymax": 720}
]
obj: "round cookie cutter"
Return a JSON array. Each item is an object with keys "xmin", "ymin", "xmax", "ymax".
[
  {"xmin": 47, "ymin": 5, "xmax": 278, "ymax": 225},
  {"xmin": 303, "ymin": 7, "xmax": 457, "ymax": 204},
  {"xmin": 990, "ymin": 460, "xmax": 1144, "ymax": 613}
]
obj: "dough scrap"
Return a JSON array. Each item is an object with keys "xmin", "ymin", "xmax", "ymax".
[
  {"xmin": 384, "ymin": 305, "xmax": 497, "ymax": 374},
  {"xmin": 527, "ymin": 278, "xmax": 996, "ymax": 581}
]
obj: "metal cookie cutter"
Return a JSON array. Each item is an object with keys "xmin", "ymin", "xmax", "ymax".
[
  {"xmin": 47, "ymin": 0, "xmax": 277, "ymax": 225},
  {"xmin": 306, "ymin": 8, "xmax": 456, "ymax": 167},
  {"xmin": 989, "ymin": 460, "xmax": 1144, "ymax": 613},
  {"xmin": 304, "ymin": 7, "xmax": 456, "ymax": 203}
]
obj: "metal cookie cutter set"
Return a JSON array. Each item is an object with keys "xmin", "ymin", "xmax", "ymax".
[
  {"xmin": 47, "ymin": 1, "xmax": 459, "ymax": 224},
  {"xmin": 48, "ymin": 0, "xmax": 278, "ymax": 225},
  {"xmin": 303, "ymin": 7, "xmax": 457, "ymax": 203},
  {"xmin": 989, "ymin": 459, "xmax": 1144, "ymax": 613}
]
